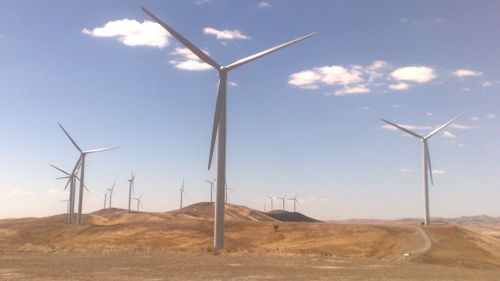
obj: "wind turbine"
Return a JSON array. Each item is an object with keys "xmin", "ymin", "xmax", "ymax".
[
  {"xmin": 179, "ymin": 178, "xmax": 185, "ymax": 209},
  {"xmin": 103, "ymin": 191, "xmax": 108, "ymax": 209},
  {"xmin": 58, "ymin": 123, "xmax": 119, "ymax": 225},
  {"xmin": 50, "ymin": 163, "xmax": 80, "ymax": 224},
  {"xmin": 225, "ymin": 182, "xmax": 235, "ymax": 203},
  {"xmin": 106, "ymin": 182, "xmax": 116, "ymax": 208},
  {"xmin": 288, "ymin": 194, "xmax": 298, "ymax": 212},
  {"xmin": 61, "ymin": 199, "xmax": 70, "ymax": 217},
  {"xmin": 267, "ymin": 195, "xmax": 274, "ymax": 211},
  {"xmin": 381, "ymin": 114, "xmax": 462, "ymax": 225},
  {"xmin": 142, "ymin": 7, "xmax": 316, "ymax": 250},
  {"xmin": 277, "ymin": 195, "xmax": 286, "ymax": 211},
  {"xmin": 132, "ymin": 194, "xmax": 143, "ymax": 212},
  {"xmin": 128, "ymin": 172, "xmax": 135, "ymax": 213},
  {"xmin": 205, "ymin": 179, "xmax": 216, "ymax": 203}
]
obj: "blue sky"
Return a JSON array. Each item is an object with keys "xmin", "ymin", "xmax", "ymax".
[{"xmin": 1, "ymin": 0, "xmax": 499, "ymax": 220}]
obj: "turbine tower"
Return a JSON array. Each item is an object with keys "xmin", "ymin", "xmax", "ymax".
[
  {"xmin": 58, "ymin": 123, "xmax": 118, "ymax": 225},
  {"xmin": 103, "ymin": 191, "xmax": 108, "ymax": 209},
  {"xmin": 205, "ymin": 179, "xmax": 216, "ymax": 203},
  {"xmin": 288, "ymin": 193, "xmax": 298, "ymax": 212},
  {"xmin": 106, "ymin": 182, "xmax": 116, "ymax": 208},
  {"xmin": 128, "ymin": 172, "xmax": 135, "ymax": 213},
  {"xmin": 225, "ymin": 182, "xmax": 235, "ymax": 203},
  {"xmin": 142, "ymin": 7, "xmax": 315, "ymax": 250},
  {"xmin": 381, "ymin": 114, "xmax": 462, "ymax": 225},
  {"xmin": 133, "ymin": 194, "xmax": 143, "ymax": 211},
  {"xmin": 50, "ymin": 163, "xmax": 80, "ymax": 224},
  {"xmin": 267, "ymin": 195, "xmax": 274, "ymax": 211},
  {"xmin": 179, "ymin": 178, "xmax": 185, "ymax": 209},
  {"xmin": 277, "ymin": 195, "xmax": 286, "ymax": 211}
]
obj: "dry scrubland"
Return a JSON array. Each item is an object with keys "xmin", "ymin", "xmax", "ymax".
[{"xmin": 0, "ymin": 203, "xmax": 499, "ymax": 280}]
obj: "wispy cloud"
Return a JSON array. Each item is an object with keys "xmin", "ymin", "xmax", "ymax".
[
  {"xmin": 10, "ymin": 190, "xmax": 35, "ymax": 196},
  {"xmin": 331, "ymin": 85, "xmax": 370, "ymax": 96},
  {"xmin": 486, "ymin": 113, "xmax": 496, "ymax": 119},
  {"xmin": 400, "ymin": 168, "xmax": 412, "ymax": 173},
  {"xmin": 258, "ymin": 1, "xmax": 271, "ymax": 8},
  {"xmin": 452, "ymin": 69, "xmax": 483, "ymax": 78},
  {"xmin": 470, "ymin": 116, "xmax": 480, "ymax": 121},
  {"xmin": 482, "ymin": 81, "xmax": 492, "ymax": 87},
  {"xmin": 442, "ymin": 131, "xmax": 456, "ymax": 139},
  {"xmin": 203, "ymin": 27, "xmax": 250, "ymax": 40},
  {"xmin": 82, "ymin": 19, "xmax": 169, "ymax": 48},
  {"xmin": 389, "ymin": 82, "xmax": 410, "ymax": 91},
  {"xmin": 169, "ymin": 47, "xmax": 212, "ymax": 71}
]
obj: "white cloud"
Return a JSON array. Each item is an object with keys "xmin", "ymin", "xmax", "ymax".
[
  {"xmin": 400, "ymin": 168, "xmax": 412, "ymax": 173},
  {"xmin": 450, "ymin": 123, "xmax": 475, "ymax": 130},
  {"xmin": 443, "ymin": 131, "xmax": 456, "ymax": 140},
  {"xmin": 390, "ymin": 66, "xmax": 436, "ymax": 83},
  {"xmin": 461, "ymin": 87, "xmax": 471, "ymax": 92},
  {"xmin": 10, "ymin": 190, "xmax": 34, "ymax": 196},
  {"xmin": 452, "ymin": 69, "xmax": 483, "ymax": 78},
  {"xmin": 432, "ymin": 169, "xmax": 446, "ymax": 175},
  {"xmin": 288, "ymin": 70, "xmax": 322, "ymax": 89},
  {"xmin": 470, "ymin": 116, "xmax": 480, "ymax": 121},
  {"xmin": 332, "ymin": 85, "xmax": 370, "ymax": 96},
  {"xmin": 228, "ymin": 81, "xmax": 237, "ymax": 87},
  {"xmin": 358, "ymin": 106, "xmax": 371, "ymax": 111},
  {"xmin": 195, "ymin": 0, "xmax": 212, "ymax": 5},
  {"xmin": 203, "ymin": 27, "xmax": 250, "ymax": 40},
  {"xmin": 426, "ymin": 112, "xmax": 434, "ymax": 116},
  {"xmin": 482, "ymin": 81, "xmax": 492, "ymax": 88},
  {"xmin": 389, "ymin": 82, "xmax": 410, "ymax": 91},
  {"xmin": 486, "ymin": 114, "xmax": 496, "ymax": 119},
  {"xmin": 169, "ymin": 47, "xmax": 212, "ymax": 71},
  {"xmin": 258, "ymin": 1, "xmax": 271, "ymax": 8},
  {"xmin": 82, "ymin": 19, "xmax": 169, "ymax": 48}
]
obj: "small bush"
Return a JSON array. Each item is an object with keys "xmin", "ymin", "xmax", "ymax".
[{"xmin": 273, "ymin": 224, "xmax": 280, "ymax": 232}]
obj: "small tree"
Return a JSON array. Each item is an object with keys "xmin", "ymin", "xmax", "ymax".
[{"xmin": 273, "ymin": 224, "xmax": 280, "ymax": 232}]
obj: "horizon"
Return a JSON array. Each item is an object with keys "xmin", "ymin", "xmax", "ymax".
[{"xmin": 1, "ymin": 1, "xmax": 499, "ymax": 221}]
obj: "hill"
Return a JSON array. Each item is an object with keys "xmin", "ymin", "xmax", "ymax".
[{"xmin": 265, "ymin": 210, "xmax": 321, "ymax": 222}]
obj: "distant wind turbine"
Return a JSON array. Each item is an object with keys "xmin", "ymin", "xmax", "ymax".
[
  {"xmin": 50, "ymin": 163, "xmax": 80, "ymax": 224},
  {"xmin": 225, "ymin": 182, "xmax": 235, "ymax": 203},
  {"xmin": 128, "ymin": 172, "xmax": 135, "ymax": 213},
  {"xmin": 381, "ymin": 114, "xmax": 462, "ymax": 225},
  {"xmin": 106, "ymin": 182, "xmax": 116, "ymax": 208},
  {"xmin": 277, "ymin": 195, "xmax": 286, "ymax": 211},
  {"xmin": 205, "ymin": 179, "xmax": 216, "ymax": 203},
  {"xmin": 61, "ymin": 199, "xmax": 70, "ymax": 217},
  {"xmin": 142, "ymin": 7, "xmax": 316, "ymax": 249},
  {"xmin": 103, "ymin": 191, "xmax": 108, "ymax": 209},
  {"xmin": 267, "ymin": 195, "xmax": 274, "ymax": 211},
  {"xmin": 58, "ymin": 123, "xmax": 119, "ymax": 225},
  {"xmin": 288, "ymin": 194, "xmax": 298, "ymax": 212},
  {"xmin": 132, "ymin": 194, "xmax": 143, "ymax": 212},
  {"xmin": 179, "ymin": 178, "xmax": 185, "ymax": 209}
]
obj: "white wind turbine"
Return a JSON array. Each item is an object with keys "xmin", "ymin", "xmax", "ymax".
[
  {"xmin": 50, "ymin": 163, "xmax": 80, "ymax": 224},
  {"xmin": 128, "ymin": 172, "xmax": 135, "ymax": 213},
  {"xmin": 179, "ymin": 178, "xmax": 186, "ymax": 209},
  {"xmin": 106, "ymin": 182, "xmax": 116, "ymax": 209},
  {"xmin": 103, "ymin": 191, "xmax": 108, "ymax": 209},
  {"xmin": 205, "ymin": 179, "xmax": 216, "ymax": 203},
  {"xmin": 225, "ymin": 182, "xmax": 235, "ymax": 203},
  {"xmin": 61, "ymin": 199, "xmax": 70, "ymax": 217},
  {"xmin": 382, "ymin": 114, "xmax": 462, "ymax": 225},
  {"xmin": 132, "ymin": 194, "xmax": 144, "ymax": 212},
  {"xmin": 277, "ymin": 195, "xmax": 286, "ymax": 211},
  {"xmin": 267, "ymin": 195, "xmax": 274, "ymax": 211},
  {"xmin": 142, "ymin": 7, "xmax": 315, "ymax": 249},
  {"xmin": 58, "ymin": 123, "xmax": 119, "ymax": 225},
  {"xmin": 288, "ymin": 193, "xmax": 298, "ymax": 212}
]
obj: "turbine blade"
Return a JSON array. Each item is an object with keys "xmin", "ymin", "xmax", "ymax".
[
  {"xmin": 425, "ymin": 114, "xmax": 464, "ymax": 139},
  {"xmin": 83, "ymin": 147, "xmax": 120, "ymax": 154},
  {"xmin": 425, "ymin": 142, "xmax": 434, "ymax": 185},
  {"xmin": 141, "ymin": 7, "xmax": 220, "ymax": 69},
  {"xmin": 58, "ymin": 123, "xmax": 82, "ymax": 152},
  {"xmin": 56, "ymin": 176, "xmax": 70, "ymax": 180},
  {"xmin": 64, "ymin": 157, "xmax": 81, "ymax": 190},
  {"xmin": 224, "ymin": 32, "xmax": 316, "ymax": 71},
  {"xmin": 49, "ymin": 164, "xmax": 70, "ymax": 176},
  {"xmin": 381, "ymin": 119, "xmax": 423, "ymax": 139},
  {"xmin": 208, "ymin": 77, "xmax": 225, "ymax": 170}
]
